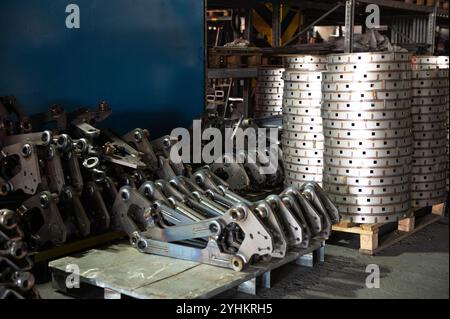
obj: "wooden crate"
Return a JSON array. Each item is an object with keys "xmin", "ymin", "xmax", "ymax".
[
  {"xmin": 331, "ymin": 202, "xmax": 446, "ymax": 255},
  {"xmin": 49, "ymin": 241, "xmax": 325, "ymax": 299}
]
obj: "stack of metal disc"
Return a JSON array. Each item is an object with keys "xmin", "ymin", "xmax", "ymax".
[
  {"xmin": 411, "ymin": 55, "xmax": 449, "ymax": 70},
  {"xmin": 254, "ymin": 67, "xmax": 285, "ymax": 118},
  {"xmin": 410, "ymin": 59, "xmax": 449, "ymax": 208},
  {"xmin": 436, "ymin": 57, "xmax": 450, "ymax": 191},
  {"xmin": 322, "ymin": 52, "xmax": 413, "ymax": 224},
  {"xmin": 281, "ymin": 55, "xmax": 327, "ymax": 187}
]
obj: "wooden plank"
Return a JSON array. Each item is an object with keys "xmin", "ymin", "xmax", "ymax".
[
  {"xmin": 361, "ymin": 223, "xmax": 383, "ymax": 231},
  {"xmin": 334, "ymin": 221, "xmax": 356, "ymax": 228},
  {"xmin": 360, "ymin": 231, "xmax": 379, "ymax": 252},
  {"xmin": 431, "ymin": 202, "xmax": 446, "ymax": 216},
  {"xmin": 360, "ymin": 214, "xmax": 443, "ymax": 255},
  {"xmin": 398, "ymin": 216, "xmax": 415, "ymax": 232},
  {"xmin": 332, "ymin": 224, "xmax": 374, "ymax": 235}
]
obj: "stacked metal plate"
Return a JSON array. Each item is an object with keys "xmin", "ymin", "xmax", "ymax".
[
  {"xmin": 411, "ymin": 55, "xmax": 449, "ymax": 193},
  {"xmin": 410, "ymin": 58, "xmax": 449, "ymax": 208},
  {"xmin": 411, "ymin": 55, "xmax": 449, "ymax": 70},
  {"xmin": 281, "ymin": 55, "xmax": 327, "ymax": 187},
  {"xmin": 322, "ymin": 52, "xmax": 413, "ymax": 224},
  {"xmin": 255, "ymin": 67, "xmax": 285, "ymax": 117},
  {"xmin": 436, "ymin": 57, "xmax": 450, "ymax": 191}
]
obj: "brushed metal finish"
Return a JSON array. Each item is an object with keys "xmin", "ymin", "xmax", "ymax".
[
  {"xmin": 282, "ymin": 55, "xmax": 327, "ymax": 188},
  {"xmin": 410, "ymin": 56, "xmax": 449, "ymax": 205},
  {"xmin": 255, "ymin": 67, "xmax": 285, "ymax": 117},
  {"xmin": 322, "ymin": 52, "xmax": 413, "ymax": 223}
]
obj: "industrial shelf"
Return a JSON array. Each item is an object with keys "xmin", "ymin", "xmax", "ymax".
[{"xmin": 207, "ymin": 67, "xmax": 258, "ymax": 79}]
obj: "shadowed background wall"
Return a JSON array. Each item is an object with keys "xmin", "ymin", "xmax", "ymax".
[{"xmin": 0, "ymin": 0, "xmax": 205, "ymax": 136}]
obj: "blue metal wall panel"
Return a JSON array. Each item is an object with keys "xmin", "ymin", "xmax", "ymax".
[{"xmin": 0, "ymin": 0, "xmax": 204, "ymax": 136}]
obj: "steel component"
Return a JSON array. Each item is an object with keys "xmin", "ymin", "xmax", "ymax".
[
  {"xmin": 410, "ymin": 60, "xmax": 448, "ymax": 208},
  {"xmin": 111, "ymin": 186, "xmax": 273, "ymax": 271},
  {"xmin": 0, "ymin": 209, "xmax": 39, "ymax": 299},
  {"xmin": 322, "ymin": 52, "xmax": 413, "ymax": 223},
  {"xmin": 282, "ymin": 56, "xmax": 327, "ymax": 188},
  {"xmin": 255, "ymin": 67, "xmax": 285, "ymax": 118}
]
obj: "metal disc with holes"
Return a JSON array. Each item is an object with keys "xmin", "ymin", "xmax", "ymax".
[
  {"xmin": 281, "ymin": 56, "xmax": 327, "ymax": 187},
  {"xmin": 322, "ymin": 52, "xmax": 413, "ymax": 223},
  {"xmin": 410, "ymin": 65, "xmax": 449, "ymax": 206},
  {"xmin": 412, "ymin": 55, "xmax": 450, "ymax": 70},
  {"xmin": 255, "ymin": 67, "xmax": 285, "ymax": 117}
]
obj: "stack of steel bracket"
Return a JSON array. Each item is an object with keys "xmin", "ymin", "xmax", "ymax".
[
  {"xmin": 322, "ymin": 52, "xmax": 413, "ymax": 224},
  {"xmin": 282, "ymin": 55, "xmax": 328, "ymax": 188},
  {"xmin": 255, "ymin": 67, "xmax": 285, "ymax": 118},
  {"xmin": 1, "ymin": 97, "xmax": 340, "ymax": 275},
  {"xmin": 0, "ymin": 97, "xmax": 115, "ymax": 250},
  {"xmin": 410, "ymin": 56, "xmax": 449, "ymax": 208},
  {"xmin": 0, "ymin": 209, "xmax": 39, "ymax": 299}
]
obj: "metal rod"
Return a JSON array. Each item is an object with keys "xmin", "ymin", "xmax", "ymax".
[
  {"xmin": 344, "ymin": 0, "xmax": 355, "ymax": 53},
  {"xmin": 426, "ymin": 5, "xmax": 437, "ymax": 54},
  {"xmin": 272, "ymin": 0, "xmax": 281, "ymax": 47},
  {"xmin": 283, "ymin": 2, "xmax": 343, "ymax": 46},
  {"xmin": 390, "ymin": 25, "xmax": 418, "ymax": 45}
]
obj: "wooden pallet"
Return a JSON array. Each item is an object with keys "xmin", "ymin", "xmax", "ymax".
[
  {"xmin": 331, "ymin": 202, "xmax": 446, "ymax": 255},
  {"xmin": 48, "ymin": 240, "xmax": 325, "ymax": 299}
]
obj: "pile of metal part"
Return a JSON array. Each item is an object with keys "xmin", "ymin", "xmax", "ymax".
[
  {"xmin": 254, "ymin": 67, "xmax": 285, "ymax": 118},
  {"xmin": 411, "ymin": 55, "xmax": 450, "ymax": 192},
  {"xmin": 198, "ymin": 112, "xmax": 284, "ymax": 195},
  {"xmin": 410, "ymin": 56, "xmax": 449, "ymax": 208},
  {"xmin": 113, "ymin": 172, "xmax": 339, "ymax": 271},
  {"xmin": 1, "ymin": 97, "xmax": 340, "ymax": 274},
  {"xmin": 0, "ymin": 97, "xmax": 115, "ymax": 250},
  {"xmin": 321, "ymin": 52, "xmax": 413, "ymax": 224},
  {"xmin": 1, "ymin": 209, "xmax": 39, "ymax": 299},
  {"xmin": 282, "ymin": 55, "xmax": 327, "ymax": 188}
]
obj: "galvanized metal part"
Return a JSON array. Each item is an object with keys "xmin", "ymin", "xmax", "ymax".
[
  {"xmin": 282, "ymin": 55, "xmax": 327, "ymax": 188},
  {"xmin": 322, "ymin": 52, "xmax": 413, "ymax": 223},
  {"xmin": 410, "ymin": 58, "xmax": 448, "ymax": 207},
  {"xmin": 255, "ymin": 67, "xmax": 286, "ymax": 118},
  {"xmin": 0, "ymin": 209, "xmax": 39, "ymax": 299}
]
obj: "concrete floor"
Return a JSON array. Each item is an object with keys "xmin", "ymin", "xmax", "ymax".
[
  {"xmin": 217, "ymin": 216, "xmax": 449, "ymax": 299},
  {"xmin": 38, "ymin": 216, "xmax": 449, "ymax": 299}
]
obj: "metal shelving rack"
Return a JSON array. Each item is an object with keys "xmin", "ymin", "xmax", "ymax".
[
  {"xmin": 206, "ymin": 0, "xmax": 449, "ymax": 115},
  {"xmin": 343, "ymin": 0, "xmax": 448, "ymax": 53},
  {"xmin": 208, "ymin": 0, "xmax": 449, "ymax": 53}
]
